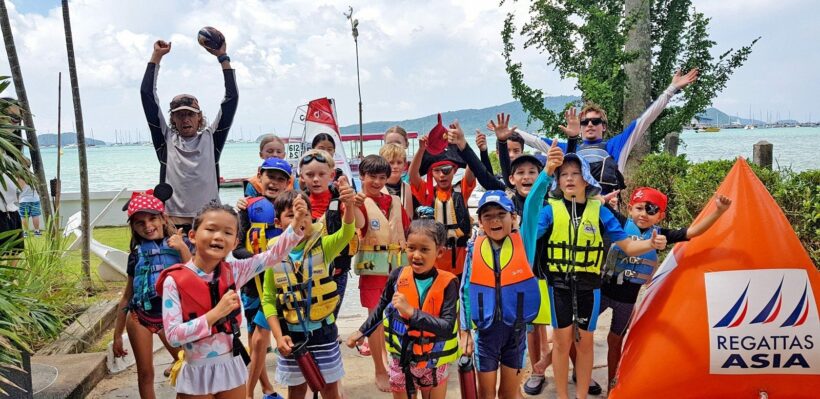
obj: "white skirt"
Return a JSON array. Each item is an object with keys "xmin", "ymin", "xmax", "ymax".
[{"xmin": 175, "ymin": 353, "xmax": 248, "ymax": 395}]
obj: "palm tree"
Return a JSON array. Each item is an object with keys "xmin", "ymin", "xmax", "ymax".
[{"xmin": 61, "ymin": 0, "xmax": 91, "ymax": 286}]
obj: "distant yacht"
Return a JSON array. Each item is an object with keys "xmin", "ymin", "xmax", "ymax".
[{"xmin": 744, "ymin": 125, "xmax": 755, "ymax": 130}]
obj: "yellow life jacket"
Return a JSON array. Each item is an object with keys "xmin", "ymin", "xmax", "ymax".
[
  {"xmin": 353, "ymin": 195, "xmax": 407, "ymax": 276},
  {"xmin": 545, "ymin": 198, "xmax": 605, "ymax": 275},
  {"xmin": 269, "ymin": 224, "xmax": 339, "ymax": 328},
  {"xmin": 383, "ymin": 266, "xmax": 459, "ymax": 369}
]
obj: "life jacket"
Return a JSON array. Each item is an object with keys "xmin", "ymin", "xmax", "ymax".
[
  {"xmin": 468, "ymin": 232, "xmax": 540, "ymax": 330},
  {"xmin": 318, "ymin": 196, "xmax": 356, "ymax": 271},
  {"xmin": 603, "ymin": 218, "xmax": 658, "ymax": 285},
  {"xmin": 130, "ymin": 238, "xmax": 181, "ymax": 312},
  {"xmin": 270, "ymin": 226, "xmax": 339, "ymax": 329},
  {"xmin": 353, "ymin": 195, "xmax": 407, "ymax": 276},
  {"xmin": 576, "ymin": 141, "xmax": 626, "ymax": 194},
  {"xmin": 244, "ymin": 197, "xmax": 280, "ymax": 297},
  {"xmin": 246, "ymin": 175, "xmax": 264, "ymax": 197},
  {"xmin": 433, "ymin": 188, "xmax": 471, "ymax": 275},
  {"xmin": 384, "ymin": 266, "xmax": 459, "ymax": 369},
  {"xmin": 544, "ymin": 198, "xmax": 605, "ymax": 275}
]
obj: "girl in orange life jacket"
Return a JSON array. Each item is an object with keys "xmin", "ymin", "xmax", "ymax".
[
  {"xmin": 244, "ymin": 134, "xmax": 286, "ymax": 198},
  {"xmin": 347, "ymin": 219, "xmax": 459, "ymax": 399},
  {"xmin": 261, "ymin": 182, "xmax": 356, "ymax": 399},
  {"xmin": 351, "ymin": 155, "xmax": 411, "ymax": 392},
  {"xmin": 459, "ymin": 191, "xmax": 541, "ymax": 399},
  {"xmin": 112, "ymin": 185, "xmax": 191, "ymax": 399},
  {"xmin": 233, "ymin": 157, "xmax": 293, "ymax": 399},
  {"xmin": 408, "ymin": 119, "xmax": 475, "ymax": 278},
  {"xmin": 157, "ymin": 200, "xmax": 307, "ymax": 398},
  {"xmin": 380, "ymin": 143, "xmax": 416, "ymax": 219}
]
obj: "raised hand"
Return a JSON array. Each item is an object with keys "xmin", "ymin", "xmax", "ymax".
[
  {"xmin": 475, "ymin": 130, "xmax": 488, "ymax": 152},
  {"xmin": 715, "ymin": 194, "xmax": 732, "ymax": 212},
  {"xmin": 290, "ymin": 195, "xmax": 310, "ymax": 233},
  {"xmin": 418, "ymin": 135, "xmax": 428, "ymax": 152},
  {"xmin": 153, "ymin": 40, "xmax": 171, "ymax": 57},
  {"xmin": 353, "ymin": 192, "xmax": 367, "ymax": 208},
  {"xmin": 446, "ymin": 120, "xmax": 467, "ymax": 150},
  {"xmin": 559, "ymin": 107, "xmax": 580, "ymax": 138},
  {"xmin": 671, "ymin": 68, "xmax": 699, "ymax": 90},
  {"xmin": 603, "ymin": 190, "xmax": 621, "ymax": 208},
  {"xmin": 650, "ymin": 229, "xmax": 667, "ymax": 250},
  {"xmin": 487, "ymin": 113, "xmax": 516, "ymax": 141},
  {"xmin": 546, "ymin": 139, "xmax": 564, "ymax": 175},
  {"xmin": 204, "ymin": 38, "xmax": 227, "ymax": 57},
  {"xmin": 338, "ymin": 176, "xmax": 356, "ymax": 206},
  {"xmin": 167, "ymin": 228, "xmax": 186, "ymax": 252}
]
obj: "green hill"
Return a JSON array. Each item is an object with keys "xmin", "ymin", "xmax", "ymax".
[{"xmin": 37, "ymin": 132, "xmax": 106, "ymax": 146}]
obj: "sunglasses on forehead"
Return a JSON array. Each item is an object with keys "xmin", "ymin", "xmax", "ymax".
[
  {"xmin": 432, "ymin": 165, "xmax": 454, "ymax": 175},
  {"xmin": 300, "ymin": 152, "xmax": 330, "ymax": 166},
  {"xmin": 580, "ymin": 117, "xmax": 604, "ymax": 126}
]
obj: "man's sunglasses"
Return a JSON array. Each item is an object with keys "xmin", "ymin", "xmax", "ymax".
[
  {"xmin": 580, "ymin": 118, "xmax": 604, "ymax": 127},
  {"xmin": 432, "ymin": 166, "xmax": 454, "ymax": 175},
  {"xmin": 300, "ymin": 152, "xmax": 329, "ymax": 166}
]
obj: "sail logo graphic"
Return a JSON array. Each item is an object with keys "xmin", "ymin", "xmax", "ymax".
[{"xmin": 705, "ymin": 269, "xmax": 819, "ymax": 375}]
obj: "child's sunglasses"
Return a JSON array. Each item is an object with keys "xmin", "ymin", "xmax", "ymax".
[
  {"xmin": 300, "ymin": 152, "xmax": 329, "ymax": 166},
  {"xmin": 580, "ymin": 117, "xmax": 604, "ymax": 126}
]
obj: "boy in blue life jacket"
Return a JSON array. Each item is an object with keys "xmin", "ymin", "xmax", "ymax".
[
  {"xmin": 521, "ymin": 153, "xmax": 666, "ymax": 399},
  {"xmin": 596, "ymin": 187, "xmax": 731, "ymax": 392},
  {"xmin": 459, "ymin": 191, "xmax": 542, "ymax": 399},
  {"xmin": 232, "ymin": 157, "xmax": 293, "ymax": 399}
]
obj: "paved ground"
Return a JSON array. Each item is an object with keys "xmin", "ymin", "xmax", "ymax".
[{"xmin": 88, "ymin": 275, "xmax": 615, "ymax": 398}]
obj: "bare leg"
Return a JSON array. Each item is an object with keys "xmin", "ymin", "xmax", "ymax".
[
  {"xmin": 369, "ymin": 309, "xmax": 390, "ymax": 392},
  {"xmin": 477, "ymin": 370, "xmax": 498, "ymax": 399},
  {"xmin": 606, "ymin": 332, "xmax": 624, "ymax": 388},
  {"xmin": 214, "ymin": 385, "xmax": 245, "ymax": 399},
  {"xmin": 318, "ymin": 381, "xmax": 341, "ymax": 399},
  {"xmin": 32, "ymin": 216, "xmax": 40, "ymax": 231},
  {"xmin": 426, "ymin": 377, "xmax": 448, "ymax": 399},
  {"xmin": 552, "ymin": 326, "xmax": 573, "ymax": 399},
  {"xmin": 287, "ymin": 383, "xmax": 308, "ymax": 399},
  {"xmin": 126, "ymin": 316, "xmax": 158, "ymax": 399},
  {"xmin": 573, "ymin": 330, "xmax": 595, "ymax": 399},
  {"xmin": 246, "ymin": 327, "xmax": 275, "ymax": 398},
  {"xmin": 497, "ymin": 365, "xmax": 524, "ymax": 399}
]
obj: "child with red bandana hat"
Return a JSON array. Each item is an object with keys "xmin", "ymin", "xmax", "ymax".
[
  {"xmin": 598, "ymin": 186, "xmax": 732, "ymax": 392},
  {"xmin": 111, "ymin": 184, "xmax": 193, "ymax": 399},
  {"xmin": 408, "ymin": 115, "xmax": 476, "ymax": 278}
]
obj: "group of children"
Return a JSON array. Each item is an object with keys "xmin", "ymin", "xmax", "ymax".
[{"xmin": 115, "ymin": 52, "xmax": 735, "ymax": 399}]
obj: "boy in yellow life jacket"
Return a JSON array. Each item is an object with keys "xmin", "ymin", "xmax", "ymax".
[
  {"xmin": 347, "ymin": 219, "xmax": 459, "ymax": 399},
  {"xmin": 521, "ymin": 153, "xmax": 667, "ymax": 399},
  {"xmin": 460, "ymin": 191, "xmax": 542, "ymax": 399},
  {"xmin": 351, "ymin": 154, "xmax": 410, "ymax": 392},
  {"xmin": 260, "ymin": 179, "xmax": 356, "ymax": 399}
]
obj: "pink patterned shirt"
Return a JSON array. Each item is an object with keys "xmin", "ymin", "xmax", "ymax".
[{"xmin": 161, "ymin": 225, "xmax": 303, "ymax": 361}]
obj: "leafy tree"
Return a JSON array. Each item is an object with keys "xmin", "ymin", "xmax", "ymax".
[{"xmin": 502, "ymin": 0, "xmax": 758, "ymax": 150}]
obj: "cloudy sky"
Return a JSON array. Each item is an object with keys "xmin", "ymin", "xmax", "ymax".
[{"xmin": 1, "ymin": 0, "xmax": 816, "ymax": 142}]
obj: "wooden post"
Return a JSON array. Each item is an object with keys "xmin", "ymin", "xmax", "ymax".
[
  {"xmin": 752, "ymin": 140, "xmax": 773, "ymax": 169},
  {"xmin": 664, "ymin": 131, "xmax": 680, "ymax": 156}
]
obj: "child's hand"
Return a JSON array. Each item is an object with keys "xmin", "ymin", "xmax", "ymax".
[
  {"xmin": 671, "ymin": 68, "xmax": 699, "ymax": 90},
  {"xmin": 392, "ymin": 292, "xmax": 414, "ymax": 318},
  {"xmin": 353, "ymin": 192, "xmax": 367, "ymax": 208},
  {"xmin": 418, "ymin": 135, "xmax": 428, "ymax": 152},
  {"xmin": 346, "ymin": 331, "xmax": 365, "ymax": 349},
  {"xmin": 459, "ymin": 330, "xmax": 474, "ymax": 356},
  {"xmin": 276, "ymin": 335, "xmax": 295, "ymax": 357},
  {"xmin": 447, "ymin": 120, "xmax": 467, "ymax": 150},
  {"xmin": 546, "ymin": 139, "xmax": 564, "ymax": 175},
  {"xmin": 603, "ymin": 190, "xmax": 620, "ymax": 208},
  {"xmin": 715, "ymin": 194, "xmax": 732, "ymax": 212},
  {"xmin": 236, "ymin": 197, "xmax": 248, "ymax": 211},
  {"xmin": 167, "ymin": 228, "xmax": 187, "ymax": 252},
  {"xmin": 338, "ymin": 177, "xmax": 356, "ymax": 207},
  {"xmin": 475, "ymin": 130, "xmax": 488, "ymax": 152},
  {"xmin": 214, "ymin": 289, "xmax": 241, "ymax": 319},
  {"xmin": 487, "ymin": 113, "xmax": 517, "ymax": 142},
  {"xmin": 289, "ymin": 195, "xmax": 310, "ymax": 233},
  {"xmin": 650, "ymin": 230, "xmax": 667, "ymax": 250},
  {"xmin": 112, "ymin": 334, "xmax": 128, "ymax": 358},
  {"xmin": 559, "ymin": 107, "xmax": 581, "ymax": 138}
]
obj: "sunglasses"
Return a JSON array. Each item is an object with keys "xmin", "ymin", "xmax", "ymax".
[
  {"xmin": 300, "ymin": 153, "xmax": 329, "ymax": 166},
  {"xmin": 432, "ymin": 166, "xmax": 454, "ymax": 175},
  {"xmin": 644, "ymin": 202, "xmax": 661, "ymax": 216},
  {"xmin": 580, "ymin": 118, "xmax": 604, "ymax": 127}
]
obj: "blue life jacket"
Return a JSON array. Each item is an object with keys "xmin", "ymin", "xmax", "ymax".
[
  {"xmin": 576, "ymin": 140, "xmax": 626, "ymax": 194},
  {"xmin": 246, "ymin": 197, "xmax": 280, "ymax": 252},
  {"xmin": 131, "ymin": 238, "xmax": 181, "ymax": 311},
  {"xmin": 604, "ymin": 219, "xmax": 658, "ymax": 285}
]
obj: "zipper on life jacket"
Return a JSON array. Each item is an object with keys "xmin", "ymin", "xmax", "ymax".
[{"xmin": 493, "ymin": 243, "xmax": 502, "ymax": 322}]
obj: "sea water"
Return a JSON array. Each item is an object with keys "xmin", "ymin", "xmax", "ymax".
[{"xmin": 33, "ymin": 127, "xmax": 820, "ymax": 207}]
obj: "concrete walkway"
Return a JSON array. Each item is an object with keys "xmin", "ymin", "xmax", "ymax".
[{"xmin": 87, "ymin": 299, "xmax": 615, "ymax": 398}]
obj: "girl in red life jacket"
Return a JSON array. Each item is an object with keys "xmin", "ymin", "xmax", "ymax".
[
  {"xmin": 157, "ymin": 200, "xmax": 308, "ymax": 398},
  {"xmin": 112, "ymin": 186, "xmax": 192, "ymax": 399},
  {"xmin": 347, "ymin": 219, "xmax": 459, "ymax": 399}
]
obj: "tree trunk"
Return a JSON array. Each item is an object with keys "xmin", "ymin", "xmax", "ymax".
[
  {"xmin": 0, "ymin": 0, "xmax": 55, "ymax": 230},
  {"xmin": 622, "ymin": 0, "xmax": 652, "ymax": 184},
  {"xmin": 61, "ymin": 0, "xmax": 91, "ymax": 286}
]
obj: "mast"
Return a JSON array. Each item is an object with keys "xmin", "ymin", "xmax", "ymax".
[
  {"xmin": 56, "ymin": 72, "xmax": 62, "ymax": 212},
  {"xmin": 345, "ymin": 6, "xmax": 363, "ymax": 158}
]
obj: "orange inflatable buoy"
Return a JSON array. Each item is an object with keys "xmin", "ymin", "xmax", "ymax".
[{"xmin": 611, "ymin": 158, "xmax": 819, "ymax": 399}]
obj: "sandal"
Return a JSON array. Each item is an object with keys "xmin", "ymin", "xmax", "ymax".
[
  {"xmin": 523, "ymin": 374, "xmax": 547, "ymax": 395},
  {"xmin": 572, "ymin": 372, "xmax": 603, "ymax": 396}
]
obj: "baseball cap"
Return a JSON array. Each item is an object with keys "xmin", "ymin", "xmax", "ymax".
[
  {"xmin": 510, "ymin": 154, "xmax": 544, "ymax": 174},
  {"xmin": 260, "ymin": 157, "xmax": 292, "ymax": 176},
  {"xmin": 477, "ymin": 190, "xmax": 515, "ymax": 215},
  {"xmin": 169, "ymin": 94, "xmax": 201, "ymax": 113},
  {"xmin": 630, "ymin": 187, "xmax": 668, "ymax": 213}
]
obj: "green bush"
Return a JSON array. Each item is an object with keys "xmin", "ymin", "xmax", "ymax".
[{"xmin": 632, "ymin": 156, "xmax": 818, "ymax": 266}]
